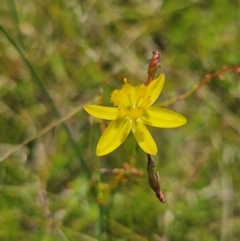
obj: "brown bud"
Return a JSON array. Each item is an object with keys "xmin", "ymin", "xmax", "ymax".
[{"xmin": 146, "ymin": 50, "xmax": 161, "ymax": 86}]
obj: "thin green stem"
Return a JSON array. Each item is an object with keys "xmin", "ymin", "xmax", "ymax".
[
  {"xmin": 0, "ymin": 105, "xmax": 84, "ymax": 162},
  {"xmin": 9, "ymin": 0, "xmax": 24, "ymax": 49},
  {"xmin": 0, "ymin": 25, "xmax": 92, "ymax": 181},
  {"xmin": 98, "ymin": 205, "xmax": 104, "ymax": 241}
]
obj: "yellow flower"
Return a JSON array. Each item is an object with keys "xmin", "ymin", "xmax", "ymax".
[{"xmin": 84, "ymin": 74, "xmax": 187, "ymax": 156}]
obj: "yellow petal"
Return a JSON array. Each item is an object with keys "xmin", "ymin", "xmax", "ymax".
[
  {"xmin": 84, "ymin": 105, "xmax": 118, "ymax": 120},
  {"xmin": 97, "ymin": 118, "xmax": 132, "ymax": 156},
  {"xmin": 132, "ymin": 121, "xmax": 157, "ymax": 155},
  {"xmin": 147, "ymin": 73, "xmax": 165, "ymax": 106},
  {"xmin": 142, "ymin": 107, "xmax": 187, "ymax": 128}
]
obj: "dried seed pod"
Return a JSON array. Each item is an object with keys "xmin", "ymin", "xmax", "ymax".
[{"xmin": 147, "ymin": 154, "xmax": 165, "ymax": 203}]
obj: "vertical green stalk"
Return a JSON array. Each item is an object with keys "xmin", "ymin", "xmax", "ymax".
[{"xmin": 98, "ymin": 204, "xmax": 104, "ymax": 241}]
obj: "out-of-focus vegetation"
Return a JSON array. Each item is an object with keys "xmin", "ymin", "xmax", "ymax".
[{"xmin": 0, "ymin": 0, "xmax": 240, "ymax": 240}]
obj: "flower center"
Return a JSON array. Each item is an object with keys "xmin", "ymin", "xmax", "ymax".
[{"xmin": 110, "ymin": 78, "xmax": 150, "ymax": 120}]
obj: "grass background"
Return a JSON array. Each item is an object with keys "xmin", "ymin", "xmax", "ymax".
[{"xmin": 0, "ymin": 0, "xmax": 240, "ymax": 240}]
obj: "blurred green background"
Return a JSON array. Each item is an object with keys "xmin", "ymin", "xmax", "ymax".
[{"xmin": 0, "ymin": 0, "xmax": 240, "ymax": 240}]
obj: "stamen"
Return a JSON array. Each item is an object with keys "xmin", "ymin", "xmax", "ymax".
[
  {"xmin": 110, "ymin": 89, "xmax": 121, "ymax": 106},
  {"xmin": 135, "ymin": 84, "xmax": 148, "ymax": 108},
  {"xmin": 129, "ymin": 108, "xmax": 143, "ymax": 119}
]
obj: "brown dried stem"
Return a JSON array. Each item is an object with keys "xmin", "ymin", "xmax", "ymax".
[{"xmin": 159, "ymin": 66, "xmax": 240, "ymax": 107}]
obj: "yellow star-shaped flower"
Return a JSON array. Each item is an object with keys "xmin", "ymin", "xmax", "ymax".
[{"xmin": 84, "ymin": 73, "xmax": 187, "ymax": 156}]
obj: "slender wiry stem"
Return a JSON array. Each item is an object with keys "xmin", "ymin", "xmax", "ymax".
[
  {"xmin": 0, "ymin": 105, "xmax": 84, "ymax": 162},
  {"xmin": 159, "ymin": 66, "xmax": 240, "ymax": 107},
  {"xmin": 98, "ymin": 205, "xmax": 104, "ymax": 241},
  {"xmin": 9, "ymin": 0, "xmax": 25, "ymax": 49},
  {"xmin": 0, "ymin": 25, "xmax": 92, "ymax": 180}
]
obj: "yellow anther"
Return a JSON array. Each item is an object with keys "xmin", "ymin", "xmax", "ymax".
[
  {"xmin": 123, "ymin": 78, "xmax": 128, "ymax": 84},
  {"xmin": 110, "ymin": 89, "xmax": 121, "ymax": 106}
]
